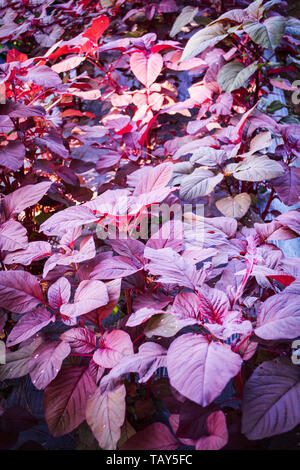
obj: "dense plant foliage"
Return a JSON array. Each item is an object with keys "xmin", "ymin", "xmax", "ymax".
[{"xmin": 0, "ymin": 0, "xmax": 299, "ymax": 450}]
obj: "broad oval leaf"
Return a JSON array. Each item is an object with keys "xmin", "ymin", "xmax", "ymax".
[
  {"xmin": 0, "ymin": 271, "xmax": 44, "ymax": 313},
  {"xmin": 0, "ymin": 220, "xmax": 27, "ymax": 252},
  {"xmin": 29, "ymin": 340, "xmax": 71, "ymax": 390},
  {"xmin": 3, "ymin": 181, "xmax": 52, "ymax": 218},
  {"xmin": 180, "ymin": 169, "xmax": 223, "ymax": 200},
  {"xmin": 170, "ymin": 6, "xmax": 199, "ymax": 38},
  {"xmin": 243, "ymin": 16, "xmax": 285, "ymax": 50},
  {"xmin": 4, "ymin": 241, "xmax": 51, "ymax": 266},
  {"xmin": 86, "ymin": 384, "xmax": 126, "ymax": 450},
  {"xmin": 93, "ymin": 330, "xmax": 133, "ymax": 368},
  {"xmin": 216, "ymin": 193, "xmax": 251, "ymax": 219},
  {"xmin": 195, "ymin": 411, "xmax": 228, "ymax": 450},
  {"xmin": 7, "ymin": 308, "xmax": 54, "ymax": 347},
  {"xmin": 44, "ymin": 365, "xmax": 97, "ymax": 436},
  {"xmin": 255, "ymin": 293, "xmax": 300, "ymax": 340},
  {"xmin": 121, "ymin": 422, "xmax": 179, "ymax": 450},
  {"xmin": 226, "ymin": 154, "xmax": 284, "ymax": 182},
  {"xmin": 217, "ymin": 61, "xmax": 258, "ymax": 93},
  {"xmin": 61, "ymin": 327, "xmax": 96, "ymax": 354},
  {"xmin": 181, "ymin": 23, "xmax": 228, "ymax": 61},
  {"xmin": 167, "ymin": 333, "xmax": 242, "ymax": 406},
  {"xmin": 60, "ymin": 280, "xmax": 109, "ymax": 318},
  {"xmin": 242, "ymin": 358, "xmax": 300, "ymax": 439},
  {"xmin": 130, "ymin": 52, "xmax": 163, "ymax": 88}
]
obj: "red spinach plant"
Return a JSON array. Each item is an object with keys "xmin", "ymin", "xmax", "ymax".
[{"xmin": 0, "ymin": 0, "xmax": 299, "ymax": 450}]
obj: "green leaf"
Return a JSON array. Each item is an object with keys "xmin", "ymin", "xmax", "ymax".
[
  {"xmin": 181, "ymin": 23, "xmax": 228, "ymax": 61},
  {"xmin": 285, "ymin": 18, "xmax": 300, "ymax": 38},
  {"xmin": 216, "ymin": 193, "xmax": 251, "ymax": 219},
  {"xmin": 225, "ymin": 155, "xmax": 285, "ymax": 182},
  {"xmin": 243, "ymin": 16, "xmax": 285, "ymax": 50},
  {"xmin": 144, "ymin": 314, "xmax": 181, "ymax": 338},
  {"xmin": 217, "ymin": 61, "xmax": 258, "ymax": 93},
  {"xmin": 170, "ymin": 6, "xmax": 199, "ymax": 38},
  {"xmin": 267, "ymin": 100, "xmax": 286, "ymax": 113},
  {"xmin": 180, "ymin": 169, "xmax": 223, "ymax": 199}
]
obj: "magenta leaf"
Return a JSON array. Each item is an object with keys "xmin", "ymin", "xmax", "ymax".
[
  {"xmin": 21, "ymin": 65, "xmax": 62, "ymax": 87},
  {"xmin": 132, "ymin": 162, "xmax": 173, "ymax": 196},
  {"xmin": 167, "ymin": 333, "xmax": 242, "ymax": 406},
  {"xmin": 195, "ymin": 411, "xmax": 228, "ymax": 450},
  {"xmin": 91, "ymin": 256, "xmax": 143, "ymax": 280},
  {"xmin": 29, "ymin": 340, "xmax": 71, "ymax": 390},
  {"xmin": 7, "ymin": 308, "xmax": 55, "ymax": 347},
  {"xmin": 61, "ymin": 327, "xmax": 96, "ymax": 354},
  {"xmin": 242, "ymin": 359, "xmax": 300, "ymax": 440},
  {"xmin": 44, "ymin": 365, "xmax": 97, "ymax": 436},
  {"xmin": 40, "ymin": 205, "xmax": 97, "ymax": 236},
  {"xmin": 34, "ymin": 133, "xmax": 68, "ymax": 159},
  {"xmin": 0, "ymin": 335, "xmax": 43, "ymax": 380},
  {"xmin": 145, "ymin": 247, "xmax": 206, "ymax": 289},
  {"xmin": 130, "ymin": 52, "xmax": 163, "ymax": 88},
  {"xmin": 93, "ymin": 330, "xmax": 134, "ymax": 368},
  {"xmin": 0, "ymin": 220, "xmax": 27, "ymax": 252},
  {"xmin": 255, "ymin": 291, "xmax": 300, "ymax": 340},
  {"xmin": 0, "ymin": 271, "xmax": 44, "ymax": 313},
  {"xmin": 3, "ymin": 181, "xmax": 52, "ymax": 218},
  {"xmin": 47, "ymin": 277, "xmax": 71, "ymax": 309},
  {"xmin": 4, "ymin": 241, "xmax": 51, "ymax": 266},
  {"xmin": 99, "ymin": 342, "xmax": 167, "ymax": 393},
  {"xmin": 86, "ymin": 384, "xmax": 126, "ymax": 450},
  {"xmin": 60, "ymin": 280, "xmax": 109, "ymax": 317},
  {"xmin": 121, "ymin": 422, "xmax": 179, "ymax": 450},
  {"xmin": 0, "ymin": 141, "xmax": 25, "ymax": 171}
]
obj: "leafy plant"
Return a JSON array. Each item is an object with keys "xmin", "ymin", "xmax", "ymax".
[{"xmin": 0, "ymin": 0, "xmax": 299, "ymax": 451}]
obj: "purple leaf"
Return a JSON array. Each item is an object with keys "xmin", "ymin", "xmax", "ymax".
[
  {"xmin": 87, "ymin": 278, "xmax": 121, "ymax": 323},
  {"xmin": 272, "ymin": 166, "xmax": 300, "ymax": 206},
  {"xmin": 0, "ymin": 335, "xmax": 43, "ymax": 380},
  {"xmin": 44, "ymin": 365, "xmax": 97, "ymax": 436},
  {"xmin": 4, "ymin": 241, "xmax": 51, "ymax": 266},
  {"xmin": 146, "ymin": 220, "xmax": 183, "ymax": 252},
  {"xmin": 167, "ymin": 333, "xmax": 242, "ymax": 406},
  {"xmin": 93, "ymin": 330, "xmax": 133, "ymax": 368},
  {"xmin": 121, "ymin": 422, "xmax": 179, "ymax": 450},
  {"xmin": 145, "ymin": 247, "xmax": 206, "ymax": 289},
  {"xmin": 99, "ymin": 342, "xmax": 167, "ymax": 393},
  {"xmin": 7, "ymin": 308, "xmax": 54, "ymax": 347},
  {"xmin": 130, "ymin": 52, "xmax": 163, "ymax": 88},
  {"xmin": 255, "ymin": 292, "xmax": 300, "ymax": 340},
  {"xmin": 0, "ymin": 271, "xmax": 44, "ymax": 313},
  {"xmin": 60, "ymin": 280, "xmax": 109, "ymax": 317},
  {"xmin": 195, "ymin": 411, "xmax": 228, "ymax": 450},
  {"xmin": 21, "ymin": 65, "xmax": 62, "ymax": 87},
  {"xmin": 0, "ymin": 141, "xmax": 25, "ymax": 171},
  {"xmin": 40, "ymin": 205, "xmax": 97, "ymax": 236},
  {"xmin": 86, "ymin": 384, "xmax": 126, "ymax": 450},
  {"xmin": 61, "ymin": 327, "xmax": 96, "ymax": 354},
  {"xmin": 0, "ymin": 220, "xmax": 27, "ymax": 252},
  {"xmin": 126, "ymin": 307, "xmax": 164, "ymax": 327},
  {"xmin": 91, "ymin": 256, "xmax": 143, "ymax": 280},
  {"xmin": 35, "ymin": 133, "xmax": 68, "ymax": 159},
  {"xmin": 110, "ymin": 236, "xmax": 145, "ymax": 261},
  {"xmin": 29, "ymin": 339, "xmax": 71, "ymax": 390},
  {"xmin": 47, "ymin": 277, "xmax": 71, "ymax": 309},
  {"xmin": 3, "ymin": 181, "xmax": 52, "ymax": 218},
  {"xmin": 242, "ymin": 358, "xmax": 300, "ymax": 439},
  {"xmin": 132, "ymin": 162, "xmax": 173, "ymax": 196}
]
